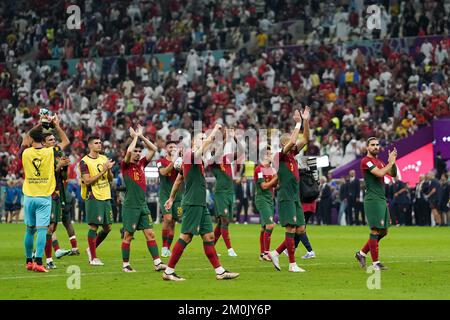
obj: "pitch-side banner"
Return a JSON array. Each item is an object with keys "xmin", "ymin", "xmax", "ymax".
[
  {"xmin": 396, "ymin": 143, "xmax": 434, "ymax": 187},
  {"xmin": 433, "ymin": 118, "xmax": 450, "ymax": 160}
]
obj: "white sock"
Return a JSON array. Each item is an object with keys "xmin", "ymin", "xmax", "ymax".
[
  {"xmin": 215, "ymin": 266, "xmax": 225, "ymax": 275},
  {"xmin": 123, "ymin": 262, "xmax": 130, "ymax": 268},
  {"xmin": 46, "ymin": 258, "xmax": 53, "ymax": 263},
  {"xmin": 69, "ymin": 236, "xmax": 76, "ymax": 240},
  {"xmin": 165, "ymin": 267, "xmax": 174, "ymax": 275},
  {"xmin": 359, "ymin": 250, "xmax": 367, "ymax": 257},
  {"xmin": 373, "ymin": 261, "xmax": 379, "ymax": 265},
  {"xmin": 153, "ymin": 258, "xmax": 162, "ymax": 266},
  {"xmin": 162, "ymin": 247, "xmax": 168, "ymax": 250},
  {"xmin": 228, "ymin": 248, "xmax": 234, "ymax": 252},
  {"xmin": 271, "ymin": 250, "xmax": 279, "ymax": 257}
]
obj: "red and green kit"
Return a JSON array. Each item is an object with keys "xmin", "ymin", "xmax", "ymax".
[
  {"xmin": 254, "ymin": 164, "xmax": 276, "ymax": 226},
  {"xmin": 209, "ymin": 154, "xmax": 235, "ymax": 219},
  {"xmin": 180, "ymin": 150, "xmax": 212, "ymax": 235},
  {"xmin": 360, "ymin": 156, "xmax": 390, "ymax": 229},
  {"xmin": 157, "ymin": 157, "xmax": 183, "ymax": 221},
  {"xmin": 120, "ymin": 158, "xmax": 153, "ymax": 233},
  {"xmin": 274, "ymin": 147, "xmax": 305, "ymax": 227}
]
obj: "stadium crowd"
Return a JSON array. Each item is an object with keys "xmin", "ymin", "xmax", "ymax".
[{"xmin": 0, "ymin": 0, "xmax": 449, "ymax": 225}]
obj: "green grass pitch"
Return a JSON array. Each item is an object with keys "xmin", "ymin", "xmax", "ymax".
[{"xmin": 0, "ymin": 223, "xmax": 449, "ymax": 300}]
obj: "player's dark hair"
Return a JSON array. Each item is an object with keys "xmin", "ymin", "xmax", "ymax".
[
  {"xmin": 134, "ymin": 143, "xmax": 144, "ymax": 150},
  {"xmin": 87, "ymin": 136, "xmax": 101, "ymax": 144},
  {"xmin": 29, "ymin": 127, "xmax": 44, "ymax": 143},
  {"xmin": 43, "ymin": 132, "xmax": 54, "ymax": 141},
  {"xmin": 366, "ymin": 137, "xmax": 379, "ymax": 146}
]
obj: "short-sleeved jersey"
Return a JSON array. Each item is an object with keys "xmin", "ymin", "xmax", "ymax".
[
  {"xmin": 360, "ymin": 156, "xmax": 386, "ymax": 201},
  {"xmin": 79, "ymin": 154, "xmax": 111, "ymax": 200},
  {"xmin": 210, "ymin": 154, "xmax": 234, "ymax": 194},
  {"xmin": 182, "ymin": 149, "xmax": 206, "ymax": 206},
  {"xmin": 22, "ymin": 147, "xmax": 56, "ymax": 197},
  {"xmin": 156, "ymin": 157, "xmax": 183, "ymax": 202},
  {"xmin": 254, "ymin": 164, "xmax": 276, "ymax": 203},
  {"xmin": 274, "ymin": 147, "xmax": 300, "ymax": 202},
  {"xmin": 121, "ymin": 157, "xmax": 150, "ymax": 207}
]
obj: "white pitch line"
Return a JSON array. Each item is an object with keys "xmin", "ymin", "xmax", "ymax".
[{"xmin": 1, "ymin": 259, "xmax": 449, "ymax": 281}]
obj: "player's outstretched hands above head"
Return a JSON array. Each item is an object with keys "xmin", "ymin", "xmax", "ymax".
[
  {"xmin": 51, "ymin": 114, "xmax": 60, "ymax": 127},
  {"xmin": 129, "ymin": 127, "xmax": 137, "ymax": 138},
  {"xmin": 136, "ymin": 124, "xmax": 144, "ymax": 137},
  {"xmin": 293, "ymin": 109, "xmax": 302, "ymax": 123},
  {"xmin": 301, "ymin": 106, "xmax": 311, "ymax": 121}
]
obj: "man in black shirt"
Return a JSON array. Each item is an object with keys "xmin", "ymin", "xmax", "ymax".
[
  {"xmin": 392, "ymin": 177, "xmax": 411, "ymax": 226},
  {"xmin": 346, "ymin": 170, "xmax": 360, "ymax": 225},
  {"xmin": 424, "ymin": 172, "xmax": 442, "ymax": 226}
]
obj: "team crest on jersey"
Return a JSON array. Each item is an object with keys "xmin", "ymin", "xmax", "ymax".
[{"xmin": 177, "ymin": 207, "xmax": 183, "ymax": 218}]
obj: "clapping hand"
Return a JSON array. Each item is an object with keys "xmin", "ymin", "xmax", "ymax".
[
  {"xmin": 293, "ymin": 109, "xmax": 302, "ymax": 123},
  {"xmin": 136, "ymin": 124, "xmax": 144, "ymax": 137},
  {"xmin": 388, "ymin": 147, "xmax": 397, "ymax": 164},
  {"xmin": 129, "ymin": 127, "xmax": 137, "ymax": 138},
  {"xmin": 301, "ymin": 106, "xmax": 311, "ymax": 121}
]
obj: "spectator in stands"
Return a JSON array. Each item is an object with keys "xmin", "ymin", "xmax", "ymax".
[{"xmin": 346, "ymin": 170, "xmax": 360, "ymax": 226}]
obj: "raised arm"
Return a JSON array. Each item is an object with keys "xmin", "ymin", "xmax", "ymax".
[
  {"xmin": 194, "ymin": 123, "xmax": 222, "ymax": 159},
  {"xmin": 136, "ymin": 124, "xmax": 158, "ymax": 161},
  {"xmin": 52, "ymin": 115, "xmax": 70, "ymax": 151},
  {"xmin": 21, "ymin": 123, "xmax": 42, "ymax": 148},
  {"xmin": 296, "ymin": 106, "xmax": 311, "ymax": 151},
  {"xmin": 370, "ymin": 148, "xmax": 397, "ymax": 178},
  {"xmin": 283, "ymin": 110, "xmax": 302, "ymax": 154},
  {"xmin": 164, "ymin": 173, "xmax": 184, "ymax": 210},
  {"xmin": 124, "ymin": 127, "xmax": 139, "ymax": 163}
]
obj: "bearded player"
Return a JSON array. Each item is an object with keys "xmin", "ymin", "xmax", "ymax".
[
  {"xmin": 254, "ymin": 146, "xmax": 278, "ymax": 261},
  {"xmin": 157, "ymin": 135, "xmax": 183, "ymax": 258},
  {"xmin": 209, "ymin": 127, "xmax": 244, "ymax": 257},
  {"xmin": 79, "ymin": 136, "xmax": 115, "ymax": 266},
  {"xmin": 269, "ymin": 106, "xmax": 310, "ymax": 273},
  {"xmin": 355, "ymin": 137, "xmax": 397, "ymax": 270},
  {"xmin": 162, "ymin": 124, "xmax": 239, "ymax": 281},
  {"xmin": 120, "ymin": 125, "xmax": 167, "ymax": 272}
]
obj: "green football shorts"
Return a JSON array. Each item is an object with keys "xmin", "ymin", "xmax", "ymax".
[
  {"xmin": 86, "ymin": 198, "xmax": 113, "ymax": 225},
  {"xmin": 364, "ymin": 200, "xmax": 390, "ymax": 229},
  {"xmin": 278, "ymin": 200, "xmax": 305, "ymax": 227},
  {"xmin": 122, "ymin": 205, "xmax": 153, "ymax": 233},
  {"xmin": 180, "ymin": 205, "xmax": 213, "ymax": 235},
  {"xmin": 50, "ymin": 198, "xmax": 62, "ymax": 224},
  {"xmin": 255, "ymin": 200, "xmax": 274, "ymax": 226},
  {"xmin": 215, "ymin": 193, "xmax": 234, "ymax": 219}
]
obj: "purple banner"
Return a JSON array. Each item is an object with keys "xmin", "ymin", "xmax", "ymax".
[
  {"xmin": 332, "ymin": 124, "xmax": 435, "ymax": 180},
  {"xmin": 433, "ymin": 118, "xmax": 450, "ymax": 160}
]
